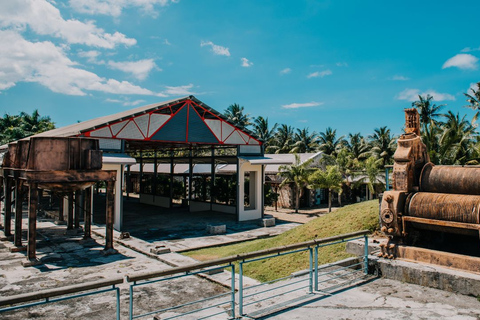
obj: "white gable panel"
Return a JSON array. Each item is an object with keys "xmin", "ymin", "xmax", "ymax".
[
  {"xmin": 248, "ymin": 137, "xmax": 260, "ymax": 145},
  {"xmin": 134, "ymin": 114, "xmax": 150, "ymax": 137},
  {"xmin": 224, "ymin": 130, "xmax": 246, "ymax": 145},
  {"xmin": 221, "ymin": 122, "xmax": 235, "ymax": 142},
  {"xmin": 204, "ymin": 119, "xmax": 222, "ymax": 140},
  {"xmin": 110, "ymin": 120, "xmax": 129, "ymax": 136},
  {"xmin": 148, "ymin": 114, "xmax": 171, "ymax": 137},
  {"xmin": 116, "ymin": 120, "xmax": 144, "ymax": 140},
  {"xmin": 90, "ymin": 126, "xmax": 112, "ymax": 138},
  {"xmin": 239, "ymin": 131, "xmax": 250, "ymax": 144}
]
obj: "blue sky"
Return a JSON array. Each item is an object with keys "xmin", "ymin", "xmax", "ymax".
[{"xmin": 1, "ymin": 0, "xmax": 479, "ymax": 137}]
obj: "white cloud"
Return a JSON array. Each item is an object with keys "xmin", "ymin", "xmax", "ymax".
[
  {"xmin": 69, "ymin": 0, "xmax": 177, "ymax": 17},
  {"xmin": 280, "ymin": 68, "xmax": 291, "ymax": 75},
  {"xmin": 240, "ymin": 57, "xmax": 253, "ymax": 67},
  {"xmin": 391, "ymin": 75, "xmax": 410, "ymax": 81},
  {"xmin": 0, "ymin": 0, "xmax": 136, "ymax": 48},
  {"xmin": 163, "ymin": 84, "xmax": 195, "ymax": 96},
  {"xmin": 106, "ymin": 98, "xmax": 146, "ymax": 106},
  {"xmin": 282, "ymin": 101, "xmax": 324, "ymax": 109},
  {"xmin": 442, "ymin": 54, "xmax": 478, "ymax": 70},
  {"xmin": 78, "ymin": 50, "xmax": 105, "ymax": 64},
  {"xmin": 0, "ymin": 30, "xmax": 156, "ymax": 96},
  {"xmin": 461, "ymin": 47, "xmax": 480, "ymax": 53},
  {"xmin": 200, "ymin": 41, "xmax": 230, "ymax": 56},
  {"xmin": 396, "ymin": 88, "xmax": 455, "ymax": 102},
  {"xmin": 108, "ymin": 59, "xmax": 158, "ymax": 80},
  {"xmin": 307, "ymin": 70, "xmax": 332, "ymax": 78},
  {"xmin": 336, "ymin": 62, "xmax": 348, "ymax": 67}
]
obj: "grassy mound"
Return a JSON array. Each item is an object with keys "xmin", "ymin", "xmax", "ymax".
[{"xmin": 184, "ymin": 200, "xmax": 379, "ymax": 282}]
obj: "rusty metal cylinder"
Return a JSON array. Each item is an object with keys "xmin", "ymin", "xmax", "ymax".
[
  {"xmin": 408, "ymin": 192, "xmax": 480, "ymax": 224},
  {"xmin": 420, "ymin": 162, "xmax": 480, "ymax": 195}
]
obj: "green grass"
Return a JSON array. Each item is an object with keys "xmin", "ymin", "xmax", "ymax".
[{"xmin": 184, "ymin": 200, "xmax": 379, "ymax": 282}]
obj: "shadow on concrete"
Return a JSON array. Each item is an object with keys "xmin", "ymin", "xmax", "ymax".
[
  {"xmin": 247, "ymin": 276, "xmax": 378, "ymax": 319},
  {"xmin": 93, "ymin": 195, "xmax": 293, "ymax": 243}
]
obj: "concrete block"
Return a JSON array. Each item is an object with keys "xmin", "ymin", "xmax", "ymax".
[
  {"xmin": 259, "ymin": 218, "xmax": 276, "ymax": 227},
  {"xmin": 150, "ymin": 245, "xmax": 171, "ymax": 255},
  {"xmin": 346, "ymin": 239, "xmax": 384, "ymax": 256},
  {"xmin": 206, "ymin": 224, "xmax": 226, "ymax": 235}
]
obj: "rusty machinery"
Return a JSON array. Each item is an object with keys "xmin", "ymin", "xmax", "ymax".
[{"xmin": 379, "ymin": 108, "xmax": 480, "ymax": 259}]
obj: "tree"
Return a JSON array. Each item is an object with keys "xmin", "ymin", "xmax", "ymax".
[
  {"xmin": 252, "ymin": 116, "xmax": 278, "ymax": 152},
  {"xmin": 309, "ymin": 165, "xmax": 343, "ymax": 213},
  {"xmin": 464, "ymin": 82, "xmax": 480, "ymax": 122},
  {"xmin": 224, "ymin": 103, "xmax": 251, "ymax": 128},
  {"xmin": 278, "ymin": 154, "xmax": 314, "ymax": 213},
  {"xmin": 291, "ymin": 128, "xmax": 319, "ymax": 153},
  {"xmin": 412, "ymin": 94, "xmax": 444, "ymax": 129},
  {"xmin": 0, "ymin": 110, "xmax": 55, "ymax": 145},
  {"xmin": 318, "ymin": 127, "xmax": 344, "ymax": 157},
  {"xmin": 363, "ymin": 156, "xmax": 383, "ymax": 197},
  {"xmin": 342, "ymin": 133, "xmax": 369, "ymax": 162},
  {"xmin": 369, "ymin": 126, "xmax": 396, "ymax": 168},
  {"xmin": 438, "ymin": 111, "xmax": 477, "ymax": 165},
  {"xmin": 271, "ymin": 124, "xmax": 295, "ymax": 154}
]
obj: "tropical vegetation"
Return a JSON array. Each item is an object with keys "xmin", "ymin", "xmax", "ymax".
[{"xmin": 0, "ymin": 110, "xmax": 55, "ymax": 145}]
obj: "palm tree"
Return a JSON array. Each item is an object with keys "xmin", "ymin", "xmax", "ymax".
[
  {"xmin": 318, "ymin": 127, "xmax": 344, "ymax": 157},
  {"xmin": 252, "ymin": 116, "xmax": 278, "ymax": 152},
  {"xmin": 464, "ymin": 82, "xmax": 480, "ymax": 122},
  {"xmin": 342, "ymin": 133, "xmax": 369, "ymax": 162},
  {"xmin": 271, "ymin": 124, "xmax": 295, "ymax": 154},
  {"xmin": 309, "ymin": 165, "xmax": 343, "ymax": 212},
  {"xmin": 20, "ymin": 109, "xmax": 55, "ymax": 136},
  {"xmin": 278, "ymin": 154, "xmax": 314, "ymax": 213},
  {"xmin": 412, "ymin": 94, "xmax": 444, "ymax": 129},
  {"xmin": 363, "ymin": 156, "xmax": 383, "ymax": 197},
  {"xmin": 0, "ymin": 113, "xmax": 24, "ymax": 144},
  {"xmin": 291, "ymin": 128, "xmax": 319, "ymax": 153},
  {"xmin": 224, "ymin": 103, "xmax": 251, "ymax": 128},
  {"xmin": 438, "ymin": 111, "xmax": 476, "ymax": 165},
  {"xmin": 369, "ymin": 126, "xmax": 396, "ymax": 168}
]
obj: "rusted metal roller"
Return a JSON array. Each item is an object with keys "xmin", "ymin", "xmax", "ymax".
[
  {"xmin": 420, "ymin": 162, "xmax": 480, "ymax": 195},
  {"xmin": 407, "ymin": 192, "xmax": 480, "ymax": 224}
]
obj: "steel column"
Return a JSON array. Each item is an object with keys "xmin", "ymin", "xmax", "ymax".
[
  {"xmin": 74, "ymin": 190, "xmax": 81, "ymax": 229},
  {"xmin": 14, "ymin": 180, "xmax": 23, "ymax": 247},
  {"xmin": 4, "ymin": 177, "xmax": 12, "ymax": 237},
  {"xmin": 67, "ymin": 193, "xmax": 74, "ymax": 230},
  {"xmin": 83, "ymin": 187, "xmax": 92, "ymax": 239},
  {"xmin": 27, "ymin": 183, "xmax": 38, "ymax": 261},
  {"xmin": 58, "ymin": 195, "xmax": 64, "ymax": 222},
  {"xmin": 105, "ymin": 180, "xmax": 115, "ymax": 251}
]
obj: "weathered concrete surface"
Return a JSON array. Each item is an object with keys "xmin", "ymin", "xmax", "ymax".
[
  {"xmin": 373, "ymin": 256, "xmax": 480, "ymax": 297},
  {"xmin": 253, "ymin": 278, "xmax": 480, "ymax": 320}
]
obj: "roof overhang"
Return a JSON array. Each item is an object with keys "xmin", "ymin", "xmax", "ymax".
[
  {"xmin": 239, "ymin": 156, "xmax": 293, "ymax": 165},
  {"xmin": 102, "ymin": 153, "xmax": 137, "ymax": 165}
]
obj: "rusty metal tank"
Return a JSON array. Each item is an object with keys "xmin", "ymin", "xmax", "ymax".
[{"xmin": 419, "ymin": 162, "xmax": 480, "ymax": 195}]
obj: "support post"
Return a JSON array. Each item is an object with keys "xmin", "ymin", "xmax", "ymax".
[
  {"xmin": 153, "ymin": 151, "xmax": 157, "ymax": 196},
  {"xmin": 104, "ymin": 180, "xmax": 115, "ymax": 252},
  {"xmin": 4, "ymin": 177, "xmax": 12, "ymax": 237},
  {"xmin": 170, "ymin": 150, "xmax": 174, "ymax": 208},
  {"xmin": 210, "ymin": 147, "xmax": 215, "ymax": 210},
  {"xmin": 188, "ymin": 148, "xmax": 193, "ymax": 205},
  {"xmin": 74, "ymin": 190, "xmax": 81, "ymax": 229},
  {"xmin": 58, "ymin": 195, "xmax": 64, "ymax": 222},
  {"xmin": 126, "ymin": 165, "xmax": 130, "ymax": 199},
  {"xmin": 27, "ymin": 183, "xmax": 38, "ymax": 262},
  {"xmin": 83, "ymin": 187, "xmax": 92, "ymax": 239},
  {"xmin": 67, "ymin": 193, "xmax": 74, "ymax": 230},
  {"xmin": 14, "ymin": 180, "xmax": 23, "ymax": 247}
]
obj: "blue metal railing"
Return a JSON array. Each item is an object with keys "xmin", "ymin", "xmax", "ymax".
[
  {"xmin": 238, "ymin": 234, "xmax": 369, "ymax": 316},
  {"xmin": 1, "ymin": 230, "xmax": 370, "ymax": 319},
  {"xmin": 0, "ymin": 278, "xmax": 122, "ymax": 320},
  {"xmin": 127, "ymin": 264, "xmax": 236, "ymax": 320}
]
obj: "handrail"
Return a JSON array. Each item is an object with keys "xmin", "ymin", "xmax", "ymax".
[
  {"xmin": 127, "ymin": 230, "xmax": 369, "ymax": 282},
  {"xmin": 0, "ymin": 277, "xmax": 123, "ymax": 307}
]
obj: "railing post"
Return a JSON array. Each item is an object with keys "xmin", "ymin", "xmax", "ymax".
[
  {"xmin": 309, "ymin": 247, "xmax": 313, "ymax": 293},
  {"xmin": 364, "ymin": 234, "xmax": 369, "ymax": 274},
  {"xmin": 115, "ymin": 286, "xmax": 120, "ymax": 320},
  {"xmin": 129, "ymin": 283, "xmax": 134, "ymax": 320},
  {"xmin": 314, "ymin": 246, "xmax": 319, "ymax": 291},
  {"xmin": 239, "ymin": 261, "xmax": 244, "ymax": 316},
  {"xmin": 230, "ymin": 264, "xmax": 236, "ymax": 319}
]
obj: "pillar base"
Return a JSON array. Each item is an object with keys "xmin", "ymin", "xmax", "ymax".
[
  {"xmin": 10, "ymin": 245, "xmax": 27, "ymax": 253},
  {"xmin": 54, "ymin": 220, "xmax": 67, "ymax": 225},
  {"xmin": 21, "ymin": 258, "xmax": 42, "ymax": 267},
  {"xmin": 101, "ymin": 248, "xmax": 118, "ymax": 256}
]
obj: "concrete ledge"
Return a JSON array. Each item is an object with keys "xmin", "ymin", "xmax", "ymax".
[
  {"xmin": 206, "ymin": 224, "xmax": 226, "ymax": 235},
  {"xmin": 259, "ymin": 218, "xmax": 276, "ymax": 227},
  {"xmin": 150, "ymin": 245, "xmax": 171, "ymax": 255},
  {"xmin": 371, "ymin": 256, "xmax": 480, "ymax": 296},
  {"xmin": 346, "ymin": 239, "xmax": 384, "ymax": 256}
]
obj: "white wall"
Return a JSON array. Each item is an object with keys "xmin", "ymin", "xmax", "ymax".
[
  {"xmin": 102, "ymin": 163, "xmax": 123, "ymax": 231},
  {"xmin": 238, "ymin": 160, "xmax": 263, "ymax": 221}
]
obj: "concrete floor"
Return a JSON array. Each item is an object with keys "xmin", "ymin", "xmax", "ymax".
[{"xmin": 1, "ymin": 199, "xmax": 480, "ymax": 319}]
